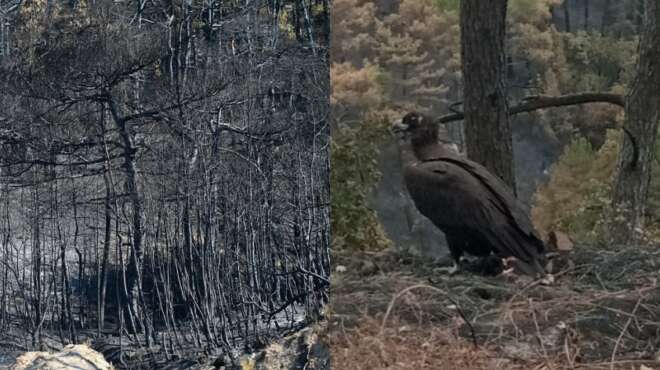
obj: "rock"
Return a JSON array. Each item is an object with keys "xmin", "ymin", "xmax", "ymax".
[
  {"xmin": 224, "ymin": 324, "xmax": 329, "ymax": 370},
  {"xmin": 547, "ymin": 230, "xmax": 574, "ymax": 252},
  {"xmin": 257, "ymin": 323, "xmax": 329, "ymax": 370},
  {"xmin": 335, "ymin": 265, "xmax": 347, "ymax": 273},
  {"xmin": 12, "ymin": 344, "xmax": 114, "ymax": 370},
  {"xmin": 305, "ymin": 337, "xmax": 331, "ymax": 370}
]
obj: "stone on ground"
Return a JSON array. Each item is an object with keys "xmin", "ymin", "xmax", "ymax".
[{"xmin": 12, "ymin": 344, "xmax": 113, "ymax": 370}]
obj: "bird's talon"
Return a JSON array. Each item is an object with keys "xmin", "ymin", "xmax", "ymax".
[
  {"xmin": 448, "ymin": 262, "xmax": 461, "ymax": 275},
  {"xmin": 434, "ymin": 262, "xmax": 461, "ymax": 276},
  {"xmin": 539, "ymin": 274, "xmax": 555, "ymax": 285}
]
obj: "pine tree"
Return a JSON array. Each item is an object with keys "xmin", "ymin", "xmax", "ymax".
[
  {"xmin": 331, "ymin": 0, "xmax": 378, "ymax": 65},
  {"xmin": 374, "ymin": 0, "xmax": 459, "ymax": 112}
]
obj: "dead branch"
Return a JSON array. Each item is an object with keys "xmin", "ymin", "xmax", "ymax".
[
  {"xmin": 380, "ymin": 283, "xmax": 478, "ymax": 348},
  {"xmin": 609, "ymin": 293, "xmax": 645, "ymax": 370},
  {"xmin": 435, "ymin": 92, "xmax": 625, "ymax": 124},
  {"xmin": 435, "ymin": 91, "xmax": 638, "ymax": 168}
]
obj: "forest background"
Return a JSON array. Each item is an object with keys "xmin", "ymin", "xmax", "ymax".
[
  {"xmin": 330, "ymin": 0, "xmax": 659, "ymax": 254},
  {"xmin": 329, "ymin": 1, "xmax": 660, "ymax": 369}
]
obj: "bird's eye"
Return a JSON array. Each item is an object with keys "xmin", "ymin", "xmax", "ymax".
[{"xmin": 411, "ymin": 114, "xmax": 421, "ymax": 127}]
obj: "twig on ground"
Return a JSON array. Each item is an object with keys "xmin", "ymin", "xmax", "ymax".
[
  {"xmin": 563, "ymin": 328, "xmax": 576, "ymax": 369},
  {"xmin": 609, "ymin": 292, "xmax": 645, "ymax": 370},
  {"xmin": 530, "ymin": 298, "xmax": 554, "ymax": 370},
  {"xmin": 380, "ymin": 283, "xmax": 478, "ymax": 348}
]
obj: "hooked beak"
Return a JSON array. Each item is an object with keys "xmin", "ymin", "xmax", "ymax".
[{"xmin": 390, "ymin": 119, "xmax": 409, "ymax": 135}]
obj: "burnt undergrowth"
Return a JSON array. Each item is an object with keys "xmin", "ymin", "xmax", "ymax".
[{"xmin": 0, "ymin": 1, "xmax": 331, "ymax": 368}]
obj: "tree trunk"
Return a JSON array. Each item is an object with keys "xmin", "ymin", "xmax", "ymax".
[
  {"xmin": 611, "ymin": 0, "xmax": 660, "ymax": 243},
  {"xmin": 460, "ymin": 0, "xmax": 515, "ymax": 190},
  {"xmin": 601, "ymin": 0, "xmax": 612, "ymax": 34},
  {"xmin": 60, "ymin": 184, "xmax": 77, "ymax": 341},
  {"xmin": 564, "ymin": 0, "xmax": 571, "ymax": 32},
  {"xmin": 637, "ymin": 1, "xmax": 646, "ymax": 33},
  {"xmin": 106, "ymin": 98, "xmax": 152, "ymax": 346},
  {"xmin": 32, "ymin": 187, "xmax": 42, "ymax": 348},
  {"xmin": 584, "ymin": 0, "xmax": 590, "ymax": 30},
  {"xmin": 98, "ymin": 170, "xmax": 112, "ymax": 334}
]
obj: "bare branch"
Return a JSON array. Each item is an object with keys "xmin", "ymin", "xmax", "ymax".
[{"xmin": 436, "ymin": 92, "xmax": 626, "ymax": 123}]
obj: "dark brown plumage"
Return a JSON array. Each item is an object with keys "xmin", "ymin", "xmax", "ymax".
[{"xmin": 392, "ymin": 112, "xmax": 547, "ymax": 277}]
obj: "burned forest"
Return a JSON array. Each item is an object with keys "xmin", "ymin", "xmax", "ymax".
[{"xmin": 0, "ymin": 0, "xmax": 330, "ymax": 367}]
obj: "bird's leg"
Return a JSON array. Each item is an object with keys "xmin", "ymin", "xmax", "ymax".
[
  {"xmin": 539, "ymin": 273, "xmax": 555, "ymax": 285},
  {"xmin": 434, "ymin": 259, "xmax": 462, "ymax": 275},
  {"xmin": 503, "ymin": 257, "xmax": 555, "ymax": 285},
  {"xmin": 534, "ymin": 258, "xmax": 555, "ymax": 285},
  {"xmin": 447, "ymin": 261, "xmax": 461, "ymax": 275},
  {"xmin": 502, "ymin": 257, "xmax": 516, "ymax": 275},
  {"xmin": 446, "ymin": 236, "xmax": 464, "ymax": 275},
  {"xmin": 432, "ymin": 253, "xmax": 463, "ymax": 275},
  {"xmin": 472, "ymin": 254, "xmax": 504, "ymax": 276}
]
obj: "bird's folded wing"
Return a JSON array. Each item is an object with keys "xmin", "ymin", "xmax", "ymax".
[
  {"xmin": 431, "ymin": 156, "xmax": 542, "ymax": 242},
  {"xmin": 406, "ymin": 159, "xmax": 543, "ymax": 263}
]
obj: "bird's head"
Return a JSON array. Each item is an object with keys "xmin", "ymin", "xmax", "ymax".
[
  {"xmin": 391, "ymin": 112, "xmax": 425, "ymax": 135},
  {"xmin": 391, "ymin": 112, "xmax": 461, "ymax": 157},
  {"xmin": 391, "ymin": 112, "xmax": 440, "ymax": 145}
]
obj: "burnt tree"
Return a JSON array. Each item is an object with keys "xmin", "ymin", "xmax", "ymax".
[{"xmin": 0, "ymin": 0, "xmax": 330, "ymax": 363}]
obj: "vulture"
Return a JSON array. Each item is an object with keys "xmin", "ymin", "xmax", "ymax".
[{"xmin": 392, "ymin": 112, "xmax": 549, "ymax": 279}]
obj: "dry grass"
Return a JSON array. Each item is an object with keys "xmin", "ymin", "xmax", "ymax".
[
  {"xmin": 326, "ymin": 247, "xmax": 660, "ymax": 370},
  {"xmin": 327, "ymin": 313, "xmax": 512, "ymax": 370}
]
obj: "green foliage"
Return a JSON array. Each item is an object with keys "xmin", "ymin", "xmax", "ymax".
[
  {"xmin": 506, "ymin": 1, "xmax": 637, "ymax": 95},
  {"xmin": 563, "ymin": 31, "xmax": 638, "ymax": 92},
  {"xmin": 533, "ymin": 129, "xmax": 660, "ymax": 244},
  {"xmin": 330, "ymin": 0, "xmax": 379, "ymax": 65},
  {"xmin": 330, "ymin": 0, "xmax": 657, "ymax": 250},
  {"xmin": 332, "ymin": 0, "xmax": 459, "ymax": 112},
  {"xmin": 375, "ymin": 0, "xmax": 458, "ymax": 111},
  {"xmin": 532, "ymin": 133, "xmax": 617, "ymax": 244},
  {"xmin": 277, "ymin": 8, "xmax": 298, "ymax": 39},
  {"xmin": 432, "ymin": 0, "xmax": 459, "ymax": 13},
  {"xmin": 330, "ymin": 0, "xmax": 459, "ymax": 251},
  {"xmin": 331, "ymin": 112, "xmax": 393, "ymax": 251},
  {"xmin": 645, "ymin": 142, "xmax": 660, "ymax": 241},
  {"xmin": 509, "ymin": 0, "xmax": 561, "ymax": 26}
]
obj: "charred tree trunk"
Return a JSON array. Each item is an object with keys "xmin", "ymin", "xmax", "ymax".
[
  {"xmin": 0, "ymin": 182, "xmax": 7, "ymax": 329},
  {"xmin": 95, "ymin": 128, "xmax": 110, "ymax": 337},
  {"xmin": 459, "ymin": 0, "xmax": 515, "ymax": 190},
  {"xmin": 98, "ymin": 169, "xmax": 112, "ymax": 334},
  {"xmin": 611, "ymin": 0, "xmax": 660, "ymax": 243},
  {"xmin": 59, "ymin": 182, "xmax": 77, "ymax": 341},
  {"xmin": 106, "ymin": 98, "xmax": 152, "ymax": 346},
  {"xmin": 31, "ymin": 186, "xmax": 42, "ymax": 348}
]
